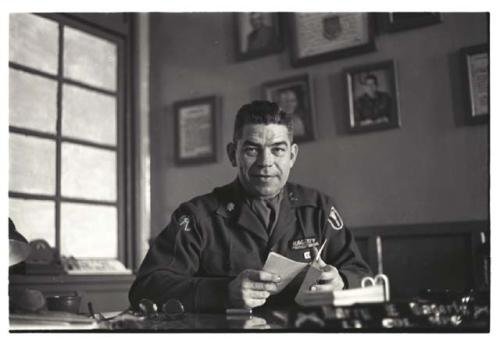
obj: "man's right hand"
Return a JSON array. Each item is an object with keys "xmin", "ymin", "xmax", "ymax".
[{"xmin": 227, "ymin": 269, "xmax": 281, "ymax": 309}]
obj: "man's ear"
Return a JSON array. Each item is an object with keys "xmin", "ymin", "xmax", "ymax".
[
  {"xmin": 290, "ymin": 143, "xmax": 299, "ymax": 168},
  {"xmin": 226, "ymin": 142, "xmax": 237, "ymax": 167}
]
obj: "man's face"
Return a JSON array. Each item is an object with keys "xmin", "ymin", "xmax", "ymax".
[
  {"xmin": 364, "ymin": 78, "xmax": 377, "ymax": 98},
  {"xmin": 228, "ymin": 123, "xmax": 298, "ymax": 199},
  {"xmin": 250, "ymin": 13, "xmax": 264, "ymax": 30},
  {"xmin": 278, "ymin": 90, "xmax": 298, "ymax": 114}
]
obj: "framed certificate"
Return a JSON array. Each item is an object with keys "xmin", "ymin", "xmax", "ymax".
[
  {"xmin": 289, "ymin": 13, "xmax": 375, "ymax": 67},
  {"xmin": 461, "ymin": 44, "xmax": 489, "ymax": 124},
  {"xmin": 174, "ymin": 96, "xmax": 219, "ymax": 165}
]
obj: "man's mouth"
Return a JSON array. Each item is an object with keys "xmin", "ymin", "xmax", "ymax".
[{"xmin": 251, "ymin": 174, "xmax": 275, "ymax": 181}]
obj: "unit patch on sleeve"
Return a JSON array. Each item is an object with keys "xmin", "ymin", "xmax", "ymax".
[
  {"xmin": 327, "ymin": 206, "xmax": 344, "ymax": 230},
  {"xmin": 178, "ymin": 215, "xmax": 192, "ymax": 232}
]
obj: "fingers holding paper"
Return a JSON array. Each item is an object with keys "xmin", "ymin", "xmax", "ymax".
[
  {"xmin": 310, "ymin": 265, "xmax": 345, "ymax": 292},
  {"xmin": 228, "ymin": 269, "xmax": 280, "ymax": 309}
]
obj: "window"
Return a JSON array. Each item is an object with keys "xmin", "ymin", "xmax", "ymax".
[{"xmin": 9, "ymin": 13, "xmax": 130, "ymax": 265}]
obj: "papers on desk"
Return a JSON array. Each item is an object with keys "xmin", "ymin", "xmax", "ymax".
[
  {"xmin": 10, "ymin": 311, "xmax": 100, "ymax": 330},
  {"xmin": 263, "ymin": 251, "xmax": 388, "ymax": 307},
  {"xmin": 296, "ymin": 284, "xmax": 386, "ymax": 307},
  {"xmin": 262, "ymin": 252, "xmax": 308, "ymax": 293}
]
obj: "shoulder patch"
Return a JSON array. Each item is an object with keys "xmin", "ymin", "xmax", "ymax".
[
  {"xmin": 327, "ymin": 206, "xmax": 344, "ymax": 230},
  {"xmin": 177, "ymin": 214, "xmax": 192, "ymax": 231}
]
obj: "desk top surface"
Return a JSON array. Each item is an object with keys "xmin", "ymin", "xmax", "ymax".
[{"xmin": 10, "ymin": 298, "xmax": 490, "ymax": 332}]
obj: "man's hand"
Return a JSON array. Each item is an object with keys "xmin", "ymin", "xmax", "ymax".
[
  {"xmin": 310, "ymin": 256, "xmax": 345, "ymax": 292},
  {"xmin": 310, "ymin": 265, "xmax": 345, "ymax": 292},
  {"xmin": 228, "ymin": 269, "xmax": 280, "ymax": 309}
]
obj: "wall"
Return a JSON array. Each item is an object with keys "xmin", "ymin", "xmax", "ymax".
[{"xmin": 149, "ymin": 13, "xmax": 488, "ymax": 237}]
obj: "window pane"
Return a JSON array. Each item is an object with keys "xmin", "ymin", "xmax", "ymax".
[
  {"xmin": 9, "ymin": 69, "xmax": 58, "ymax": 133},
  {"xmin": 61, "ymin": 203, "xmax": 117, "ymax": 258},
  {"xmin": 63, "ymin": 26, "xmax": 117, "ymax": 91},
  {"xmin": 9, "ymin": 198, "xmax": 55, "ymax": 247},
  {"xmin": 9, "ymin": 13, "xmax": 59, "ymax": 75},
  {"xmin": 61, "ymin": 143, "xmax": 116, "ymax": 201},
  {"xmin": 9, "ymin": 134, "xmax": 56, "ymax": 195},
  {"xmin": 62, "ymin": 84, "xmax": 117, "ymax": 145}
]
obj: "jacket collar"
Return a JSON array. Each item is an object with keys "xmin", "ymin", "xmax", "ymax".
[
  {"xmin": 214, "ymin": 179, "xmax": 317, "ymax": 242},
  {"xmin": 214, "ymin": 180, "xmax": 317, "ymax": 215}
]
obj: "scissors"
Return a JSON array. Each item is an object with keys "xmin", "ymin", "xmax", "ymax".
[
  {"xmin": 361, "ymin": 274, "xmax": 390, "ymax": 301},
  {"xmin": 312, "ymin": 239, "xmax": 327, "ymax": 267}
]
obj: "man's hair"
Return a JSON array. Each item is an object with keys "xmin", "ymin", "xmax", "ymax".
[
  {"xmin": 365, "ymin": 74, "xmax": 378, "ymax": 85},
  {"xmin": 233, "ymin": 100, "xmax": 294, "ymax": 142}
]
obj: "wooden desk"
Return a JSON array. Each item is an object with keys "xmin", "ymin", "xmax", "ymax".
[{"xmin": 11, "ymin": 299, "xmax": 489, "ymax": 332}]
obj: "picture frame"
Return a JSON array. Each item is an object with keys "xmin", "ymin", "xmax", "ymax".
[
  {"xmin": 234, "ymin": 12, "xmax": 284, "ymax": 61},
  {"xmin": 289, "ymin": 13, "xmax": 376, "ymax": 67},
  {"xmin": 379, "ymin": 12, "xmax": 441, "ymax": 32},
  {"xmin": 262, "ymin": 74, "xmax": 316, "ymax": 143},
  {"xmin": 344, "ymin": 60, "xmax": 400, "ymax": 133},
  {"xmin": 174, "ymin": 96, "xmax": 219, "ymax": 165},
  {"xmin": 461, "ymin": 44, "xmax": 489, "ymax": 124}
]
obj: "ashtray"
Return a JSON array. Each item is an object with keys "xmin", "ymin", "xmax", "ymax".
[{"xmin": 46, "ymin": 295, "xmax": 82, "ymax": 314}]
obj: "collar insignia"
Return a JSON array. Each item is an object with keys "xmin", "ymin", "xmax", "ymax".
[{"xmin": 288, "ymin": 192, "xmax": 298, "ymax": 201}]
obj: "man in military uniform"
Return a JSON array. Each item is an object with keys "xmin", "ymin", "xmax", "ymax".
[
  {"xmin": 354, "ymin": 74, "xmax": 393, "ymax": 126},
  {"xmin": 246, "ymin": 13, "xmax": 277, "ymax": 54},
  {"xmin": 129, "ymin": 101, "xmax": 371, "ymax": 312}
]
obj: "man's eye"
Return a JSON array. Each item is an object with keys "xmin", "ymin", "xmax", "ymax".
[
  {"xmin": 244, "ymin": 148, "xmax": 258, "ymax": 156},
  {"xmin": 272, "ymin": 148, "xmax": 286, "ymax": 156}
]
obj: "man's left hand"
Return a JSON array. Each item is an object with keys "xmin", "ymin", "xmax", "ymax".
[{"xmin": 310, "ymin": 262, "xmax": 345, "ymax": 292}]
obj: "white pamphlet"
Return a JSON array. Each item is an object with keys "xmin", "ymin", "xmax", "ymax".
[{"xmin": 262, "ymin": 251, "xmax": 308, "ymax": 293}]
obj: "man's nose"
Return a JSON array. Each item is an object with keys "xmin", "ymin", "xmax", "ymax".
[{"xmin": 257, "ymin": 149, "xmax": 273, "ymax": 167}]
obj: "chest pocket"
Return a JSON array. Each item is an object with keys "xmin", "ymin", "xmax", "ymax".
[{"xmin": 287, "ymin": 248, "xmax": 314, "ymax": 263}]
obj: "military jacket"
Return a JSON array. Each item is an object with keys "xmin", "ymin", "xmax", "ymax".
[{"xmin": 129, "ymin": 181, "xmax": 372, "ymax": 313}]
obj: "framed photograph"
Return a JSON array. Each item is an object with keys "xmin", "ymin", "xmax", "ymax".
[
  {"xmin": 379, "ymin": 12, "xmax": 441, "ymax": 32},
  {"xmin": 461, "ymin": 44, "xmax": 489, "ymax": 124},
  {"xmin": 289, "ymin": 13, "xmax": 375, "ymax": 67},
  {"xmin": 174, "ymin": 96, "xmax": 219, "ymax": 165},
  {"xmin": 234, "ymin": 12, "xmax": 284, "ymax": 61},
  {"xmin": 345, "ymin": 60, "xmax": 400, "ymax": 133},
  {"xmin": 262, "ymin": 74, "xmax": 316, "ymax": 143}
]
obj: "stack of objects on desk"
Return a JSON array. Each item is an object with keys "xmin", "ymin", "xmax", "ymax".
[
  {"xmin": 297, "ymin": 285, "xmax": 386, "ymax": 307},
  {"xmin": 289, "ymin": 292, "xmax": 490, "ymax": 331}
]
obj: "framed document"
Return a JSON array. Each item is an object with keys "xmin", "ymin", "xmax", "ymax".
[
  {"xmin": 289, "ymin": 13, "xmax": 375, "ymax": 67},
  {"xmin": 461, "ymin": 44, "xmax": 489, "ymax": 124},
  {"xmin": 345, "ymin": 60, "xmax": 400, "ymax": 133},
  {"xmin": 262, "ymin": 74, "xmax": 316, "ymax": 143},
  {"xmin": 174, "ymin": 96, "xmax": 219, "ymax": 165},
  {"xmin": 234, "ymin": 12, "xmax": 284, "ymax": 61},
  {"xmin": 379, "ymin": 12, "xmax": 441, "ymax": 32}
]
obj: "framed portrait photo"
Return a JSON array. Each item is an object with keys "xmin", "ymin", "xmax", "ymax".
[
  {"xmin": 234, "ymin": 12, "xmax": 284, "ymax": 61},
  {"xmin": 289, "ymin": 12, "xmax": 375, "ymax": 67},
  {"xmin": 461, "ymin": 44, "xmax": 489, "ymax": 124},
  {"xmin": 345, "ymin": 60, "xmax": 400, "ymax": 133},
  {"xmin": 174, "ymin": 96, "xmax": 219, "ymax": 165},
  {"xmin": 262, "ymin": 74, "xmax": 316, "ymax": 143},
  {"xmin": 379, "ymin": 12, "xmax": 441, "ymax": 32}
]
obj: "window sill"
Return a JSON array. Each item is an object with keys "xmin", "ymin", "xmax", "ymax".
[{"xmin": 9, "ymin": 273, "xmax": 135, "ymax": 286}]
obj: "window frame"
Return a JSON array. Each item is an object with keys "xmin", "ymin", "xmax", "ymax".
[{"xmin": 8, "ymin": 13, "xmax": 137, "ymax": 268}]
